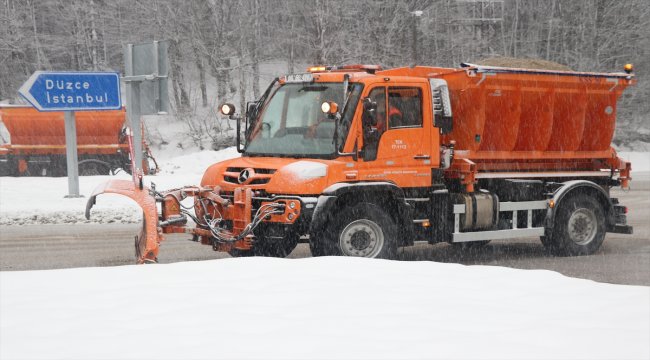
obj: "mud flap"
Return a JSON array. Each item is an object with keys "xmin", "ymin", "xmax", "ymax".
[{"xmin": 86, "ymin": 179, "xmax": 161, "ymax": 264}]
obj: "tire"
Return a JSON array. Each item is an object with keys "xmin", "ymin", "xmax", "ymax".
[
  {"xmin": 543, "ymin": 194, "xmax": 606, "ymax": 256},
  {"xmin": 228, "ymin": 233, "xmax": 299, "ymax": 258},
  {"xmin": 310, "ymin": 202, "xmax": 398, "ymax": 259}
]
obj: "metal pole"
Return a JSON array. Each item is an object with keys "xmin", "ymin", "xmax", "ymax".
[
  {"xmin": 63, "ymin": 111, "xmax": 82, "ymax": 198},
  {"xmin": 131, "ymin": 82, "xmax": 143, "ymax": 171},
  {"xmin": 125, "ymin": 43, "xmax": 144, "ymax": 174},
  {"xmin": 411, "ymin": 10, "xmax": 422, "ymax": 67},
  {"xmin": 412, "ymin": 14, "xmax": 417, "ymax": 66}
]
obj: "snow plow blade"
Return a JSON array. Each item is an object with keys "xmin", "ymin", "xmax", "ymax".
[
  {"xmin": 86, "ymin": 180, "xmax": 161, "ymax": 264},
  {"xmin": 85, "ymin": 179, "xmax": 269, "ymax": 264}
]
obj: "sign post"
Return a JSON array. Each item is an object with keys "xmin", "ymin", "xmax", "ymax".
[
  {"xmin": 18, "ymin": 71, "xmax": 121, "ymax": 198},
  {"xmin": 123, "ymin": 41, "xmax": 169, "ymax": 173},
  {"xmin": 63, "ymin": 111, "xmax": 80, "ymax": 197}
]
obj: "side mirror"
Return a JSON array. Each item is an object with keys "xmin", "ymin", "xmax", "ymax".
[
  {"xmin": 220, "ymin": 103, "xmax": 243, "ymax": 152},
  {"xmin": 219, "ymin": 103, "xmax": 236, "ymax": 116},
  {"xmin": 363, "ymin": 97, "xmax": 377, "ymax": 111},
  {"xmin": 429, "ymin": 79, "xmax": 453, "ymax": 134},
  {"xmin": 361, "ymin": 98, "xmax": 377, "ymax": 127},
  {"xmin": 247, "ymin": 103, "xmax": 257, "ymax": 117}
]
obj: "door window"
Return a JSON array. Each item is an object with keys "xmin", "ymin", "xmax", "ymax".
[{"xmin": 388, "ymin": 87, "xmax": 422, "ymax": 129}]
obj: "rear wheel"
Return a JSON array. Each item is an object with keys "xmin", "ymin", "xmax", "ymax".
[
  {"xmin": 543, "ymin": 194, "xmax": 606, "ymax": 256},
  {"xmin": 310, "ymin": 203, "xmax": 397, "ymax": 259}
]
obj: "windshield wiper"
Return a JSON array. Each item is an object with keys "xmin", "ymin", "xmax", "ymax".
[{"xmin": 244, "ymin": 78, "xmax": 278, "ymax": 152}]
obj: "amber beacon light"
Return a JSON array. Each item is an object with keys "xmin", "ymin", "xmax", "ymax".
[{"xmin": 624, "ymin": 64, "xmax": 633, "ymax": 74}]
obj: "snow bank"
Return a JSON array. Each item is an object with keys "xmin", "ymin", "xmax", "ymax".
[
  {"xmin": 0, "ymin": 147, "xmax": 239, "ymax": 225},
  {"xmin": 1, "ymin": 257, "xmax": 647, "ymax": 360}
]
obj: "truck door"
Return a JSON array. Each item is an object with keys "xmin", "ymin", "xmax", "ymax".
[{"xmin": 360, "ymin": 84, "xmax": 432, "ymax": 187}]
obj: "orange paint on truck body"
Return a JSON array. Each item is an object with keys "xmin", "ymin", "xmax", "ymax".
[{"xmin": 0, "ymin": 106, "xmax": 157, "ymax": 175}]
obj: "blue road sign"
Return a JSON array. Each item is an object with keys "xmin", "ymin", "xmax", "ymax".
[{"xmin": 18, "ymin": 71, "xmax": 121, "ymax": 112}]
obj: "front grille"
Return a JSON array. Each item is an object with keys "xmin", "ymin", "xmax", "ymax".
[
  {"xmin": 223, "ymin": 175, "xmax": 271, "ymax": 185},
  {"xmin": 225, "ymin": 167, "xmax": 276, "ymax": 175},
  {"xmin": 223, "ymin": 167, "xmax": 276, "ymax": 184},
  {"xmin": 250, "ymin": 178, "xmax": 270, "ymax": 185}
]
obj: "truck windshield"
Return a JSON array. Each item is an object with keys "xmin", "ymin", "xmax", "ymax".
[{"xmin": 245, "ymin": 82, "xmax": 362, "ymax": 157}]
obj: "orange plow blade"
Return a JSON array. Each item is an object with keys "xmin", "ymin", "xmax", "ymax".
[{"xmin": 85, "ymin": 180, "xmax": 162, "ymax": 264}]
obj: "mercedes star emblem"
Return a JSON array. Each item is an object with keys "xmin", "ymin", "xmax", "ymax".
[{"xmin": 238, "ymin": 169, "xmax": 251, "ymax": 184}]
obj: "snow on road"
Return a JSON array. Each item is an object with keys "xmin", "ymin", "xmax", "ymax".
[
  {"xmin": 1, "ymin": 257, "xmax": 648, "ymax": 360},
  {"xmin": 0, "ymin": 150, "xmax": 648, "ymax": 225}
]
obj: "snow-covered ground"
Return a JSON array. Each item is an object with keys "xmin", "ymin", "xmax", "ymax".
[
  {"xmin": 1, "ymin": 150, "xmax": 648, "ymax": 225},
  {"xmin": 0, "ymin": 147, "xmax": 240, "ymax": 225},
  {"xmin": 1, "ymin": 257, "xmax": 648, "ymax": 360}
]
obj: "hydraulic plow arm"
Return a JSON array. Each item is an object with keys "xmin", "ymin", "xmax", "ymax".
[{"xmin": 85, "ymin": 180, "xmax": 275, "ymax": 264}]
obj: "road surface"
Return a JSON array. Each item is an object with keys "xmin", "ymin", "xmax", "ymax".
[{"xmin": 1, "ymin": 182, "xmax": 648, "ymax": 286}]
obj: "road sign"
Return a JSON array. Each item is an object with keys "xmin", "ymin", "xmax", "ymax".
[
  {"xmin": 124, "ymin": 41, "xmax": 169, "ymax": 115},
  {"xmin": 18, "ymin": 71, "xmax": 121, "ymax": 112},
  {"xmin": 18, "ymin": 71, "xmax": 121, "ymax": 198}
]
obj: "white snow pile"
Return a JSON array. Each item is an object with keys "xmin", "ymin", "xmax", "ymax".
[
  {"xmin": 1, "ymin": 257, "xmax": 648, "ymax": 360},
  {"xmin": 0, "ymin": 150, "xmax": 648, "ymax": 226},
  {"xmin": 0, "ymin": 147, "xmax": 240, "ymax": 225}
]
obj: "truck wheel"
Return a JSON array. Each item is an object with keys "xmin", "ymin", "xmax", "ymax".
[
  {"xmin": 310, "ymin": 203, "xmax": 397, "ymax": 259},
  {"xmin": 544, "ymin": 194, "xmax": 606, "ymax": 256}
]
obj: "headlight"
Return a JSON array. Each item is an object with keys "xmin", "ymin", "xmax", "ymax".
[{"xmin": 219, "ymin": 103, "xmax": 235, "ymax": 116}]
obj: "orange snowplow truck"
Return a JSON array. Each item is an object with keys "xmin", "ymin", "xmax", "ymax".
[
  {"xmin": 0, "ymin": 106, "xmax": 156, "ymax": 176},
  {"xmin": 87, "ymin": 63, "xmax": 635, "ymax": 263}
]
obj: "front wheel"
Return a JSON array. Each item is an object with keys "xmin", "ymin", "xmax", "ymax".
[
  {"xmin": 310, "ymin": 203, "xmax": 397, "ymax": 259},
  {"xmin": 543, "ymin": 194, "xmax": 606, "ymax": 256}
]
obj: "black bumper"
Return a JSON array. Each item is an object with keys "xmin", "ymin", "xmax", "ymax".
[{"xmin": 608, "ymin": 224, "xmax": 633, "ymax": 234}]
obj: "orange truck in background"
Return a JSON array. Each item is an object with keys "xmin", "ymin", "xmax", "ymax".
[
  {"xmin": 87, "ymin": 63, "xmax": 634, "ymax": 263},
  {"xmin": 0, "ymin": 106, "xmax": 157, "ymax": 176}
]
